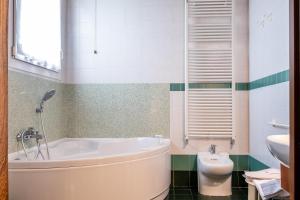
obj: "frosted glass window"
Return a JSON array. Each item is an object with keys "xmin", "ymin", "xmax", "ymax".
[{"xmin": 14, "ymin": 0, "xmax": 62, "ymax": 72}]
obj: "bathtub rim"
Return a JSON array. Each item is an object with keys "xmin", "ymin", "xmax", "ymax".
[{"xmin": 8, "ymin": 137, "xmax": 170, "ymax": 170}]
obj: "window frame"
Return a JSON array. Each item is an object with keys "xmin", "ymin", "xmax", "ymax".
[{"xmin": 12, "ymin": 0, "xmax": 63, "ymax": 73}]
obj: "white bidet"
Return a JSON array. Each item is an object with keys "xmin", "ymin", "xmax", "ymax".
[{"xmin": 197, "ymin": 152, "xmax": 234, "ymax": 196}]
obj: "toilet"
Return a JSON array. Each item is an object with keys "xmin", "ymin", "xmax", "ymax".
[{"xmin": 197, "ymin": 152, "xmax": 234, "ymax": 196}]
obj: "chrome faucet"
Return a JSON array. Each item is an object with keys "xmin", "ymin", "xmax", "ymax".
[
  {"xmin": 16, "ymin": 127, "xmax": 45, "ymax": 160},
  {"xmin": 209, "ymin": 144, "xmax": 216, "ymax": 154},
  {"xmin": 16, "ymin": 127, "xmax": 42, "ymax": 142}
]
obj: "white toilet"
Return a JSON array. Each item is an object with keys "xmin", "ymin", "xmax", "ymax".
[{"xmin": 197, "ymin": 147, "xmax": 234, "ymax": 196}]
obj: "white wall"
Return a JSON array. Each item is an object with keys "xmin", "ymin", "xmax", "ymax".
[
  {"xmin": 65, "ymin": 0, "xmax": 185, "ymax": 84},
  {"xmin": 249, "ymin": 0, "xmax": 289, "ymax": 168}
]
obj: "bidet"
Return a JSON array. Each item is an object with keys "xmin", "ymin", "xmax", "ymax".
[{"xmin": 197, "ymin": 152, "xmax": 234, "ymax": 196}]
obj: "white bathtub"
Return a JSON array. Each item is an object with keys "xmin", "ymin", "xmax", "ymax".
[{"xmin": 8, "ymin": 137, "xmax": 171, "ymax": 200}]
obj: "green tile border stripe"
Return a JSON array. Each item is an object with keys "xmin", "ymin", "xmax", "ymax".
[
  {"xmin": 171, "ymin": 155, "xmax": 269, "ymax": 172},
  {"xmin": 172, "ymin": 155, "xmax": 197, "ymax": 171},
  {"xmin": 170, "ymin": 82, "xmax": 232, "ymax": 91},
  {"xmin": 236, "ymin": 69, "xmax": 289, "ymax": 91},
  {"xmin": 189, "ymin": 82, "xmax": 232, "ymax": 89},
  {"xmin": 249, "ymin": 70, "xmax": 289, "ymax": 90},
  {"xmin": 248, "ymin": 156, "xmax": 269, "ymax": 171},
  {"xmin": 172, "ymin": 70, "xmax": 289, "ymax": 91},
  {"xmin": 235, "ymin": 82, "xmax": 249, "ymax": 91},
  {"xmin": 170, "ymin": 83, "xmax": 185, "ymax": 91}
]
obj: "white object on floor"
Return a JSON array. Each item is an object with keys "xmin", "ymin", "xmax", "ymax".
[
  {"xmin": 247, "ymin": 181, "xmax": 259, "ymax": 200},
  {"xmin": 244, "ymin": 168, "xmax": 280, "ymax": 182},
  {"xmin": 245, "ymin": 169, "xmax": 290, "ymax": 200},
  {"xmin": 253, "ymin": 179, "xmax": 283, "ymax": 200},
  {"xmin": 197, "ymin": 152, "xmax": 234, "ymax": 196}
]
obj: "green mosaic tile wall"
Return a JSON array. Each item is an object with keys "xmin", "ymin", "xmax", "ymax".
[
  {"xmin": 65, "ymin": 83, "xmax": 170, "ymax": 138},
  {"xmin": 8, "ymin": 71, "xmax": 68, "ymax": 153},
  {"xmin": 9, "ymin": 71, "xmax": 170, "ymax": 153}
]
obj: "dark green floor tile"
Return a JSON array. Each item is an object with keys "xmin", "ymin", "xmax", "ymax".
[
  {"xmin": 192, "ymin": 194, "xmax": 233, "ymax": 200},
  {"xmin": 190, "ymin": 171, "xmax": 198, "ymax": 188},
  {"xmin": 172, "ymin": 195, "xmax": 194, "ymax": 200},
  {"xmin": 232, "ymin": 171, "xmax": 247, "ymax": 188},
  {"xmin": 171, "ymin": 171, "xmax": 174, "ymax": 187},
  {"xmin": 191, "ymin": 195, "xmax": 212, "ymax": 200},
  {"xmin": 209, "ymin": 196, "xmax": 231, "ymax": 200},
  {"xmin": 164, "ymin": 195, "xmax": 174, "ymax": 200},
  {"xmin": 174, "ymin": 171, "xmax": 190, "ymax": 187},
  {"xmin": 168, "ymin": 189, "xmax": 193, "ymax": 200},
  {"xmin": 169, "ymin": 189, "xmax": 175, "ymax": 196},
  {"xmin": 231, "ymin": 171, "xmax": 239, "ymax": 187},
  {"xmin": 190, "ymin": 188, "xmax": 247, "ymax": 200},
  {"xmin": 237, "ymin": 171, "xmax": 248, "ymax": 188},
  {"xmin": 173, "ymin": 189, "xmax": 192, "ymax": 195},
  {"xmin": 231, "ymin": 188, "xmax": 248, "ymax": 200}
]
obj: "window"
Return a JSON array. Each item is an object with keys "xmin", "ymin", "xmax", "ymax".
[{"xmin": 13, "ymin": 0, "xmax": 62, "ymax": 72}]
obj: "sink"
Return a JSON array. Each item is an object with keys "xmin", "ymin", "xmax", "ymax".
[{"xmin": 266, "ymin": 134, "xmax": 289, "ymax": 167}]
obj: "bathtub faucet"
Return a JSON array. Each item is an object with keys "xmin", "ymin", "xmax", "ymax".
[
  {"xmin": 16, "ymin": 127, "xmax": 46, "ymax": 160},
  {"xmin": 209, "ymin": 144, "xmax": 216, "ymax": 154},
  {"xmin": 16, "ymin": 127, "xmax": 43, "ymax": 142}
]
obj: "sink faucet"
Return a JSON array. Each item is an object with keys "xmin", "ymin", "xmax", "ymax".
[{"xmin": 209, "ymin": 144, "xmax": 216, "ymax": 154}]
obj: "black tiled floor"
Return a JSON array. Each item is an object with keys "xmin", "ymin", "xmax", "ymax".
[{"xmin": 165, "ymin": 188, "xmax": 248, "ymax": 200}]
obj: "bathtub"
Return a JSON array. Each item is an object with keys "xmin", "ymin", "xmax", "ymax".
[{"xmin": 8, "ymin": 137, "xmax": 171, "ymax": 200}]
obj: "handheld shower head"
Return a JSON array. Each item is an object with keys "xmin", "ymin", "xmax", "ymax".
[
  {"xmin": 36, "ymin": 89, "xmax": 56, "ymax": 113},
  {"xmin": 42, "ymin": 89, "xmax": 56, "ymax": 102}
]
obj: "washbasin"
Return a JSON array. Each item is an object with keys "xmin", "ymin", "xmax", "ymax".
[{"xmin": 266, "ymin": 134, "xmax": 289, "ymax": 167}]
